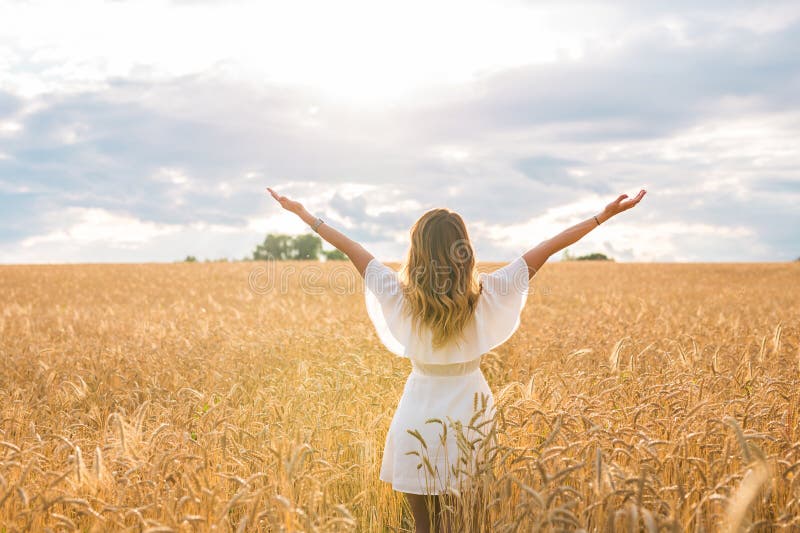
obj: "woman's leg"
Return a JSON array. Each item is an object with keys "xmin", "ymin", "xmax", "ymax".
[{"xmin": 403, "ymin": 493, "xmax": 441, "ymax": 533}]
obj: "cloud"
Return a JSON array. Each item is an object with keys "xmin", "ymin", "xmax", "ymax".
[
  {"xmin": 408, "ymin": 21, "xmax": 800, "ymax": 143},
  {"xmin": 471, "ymin": 195, "xmax": 758, "ymax": 262},
  {"xmin": 21, "ymin": 207, "xmax": 179, "ymax": 248},
  {"xmin": 0, "ymin": 206, "xmax": 265, "ymax": 263},
  {"xmin": 0, "ymin": 91, "xmax": 21, "ymax": 118},
  {"xmin": 514, "ymin": 155, "xmax": 611, "ymax": 194}
]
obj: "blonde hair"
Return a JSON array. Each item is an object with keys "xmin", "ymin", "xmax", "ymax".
[{"xmin": 400, "ymin": 208, "xmax": 482, "ymax": 349}]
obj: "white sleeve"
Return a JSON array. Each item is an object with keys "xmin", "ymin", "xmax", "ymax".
[
  {"xmin": 475, "ymin": 256, "xmax": 530, "ymax": 351},
  {"xmin": 363, "ymin": 258, "xmax": 410, "ymax": 357}
]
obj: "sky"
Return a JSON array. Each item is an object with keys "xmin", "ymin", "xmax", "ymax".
[{"xmin": 0, "ymin": 0, "xmax": 798, "ymax": 263}]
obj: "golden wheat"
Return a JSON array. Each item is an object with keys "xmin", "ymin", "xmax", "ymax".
[{"xmin": 0, "ymin": 260, "xmax": 798, "ymax": 531}]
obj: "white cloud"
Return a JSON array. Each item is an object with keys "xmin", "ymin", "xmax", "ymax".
[
  {"xmin": 0, "ymin": 0, "xmax": 636, "ymax": 103},
  {"xmin": 469, "ymin": 195, "xmax": 756, "ymax": 262},
  {"xmin": 2, "ymin": 206, "xmax": 266, "ymax": 263},
  {"xmin": 0, "ymin": 121, "xmax": 22, "ymax": 134},
  {"xmin": 246, "ymin": 212, "xmax": 308, "ymax": 235},
  {"xmin": 21, "ymin": 208, "xmax": 180, "ymax": 249}
]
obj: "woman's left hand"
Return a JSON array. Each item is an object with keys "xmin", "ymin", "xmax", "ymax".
[
  {"xmin": 603, "ymin": 189, "xmax": 646, "ymax": 219},
  {"xmin": 267, "ymin": 187, "xmax": 306, "ymax": 215}
]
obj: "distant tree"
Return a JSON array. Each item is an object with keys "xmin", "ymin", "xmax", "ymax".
[
  {"xmin": 252, "ymin": 233, "xmax": 323, "ymax": 260},
  {"xmin": 575, "ymin": 252, "xmax": 613, "ymax": 261},
  {"xmin": 561, "ymin": 250, "xmax": 614, "ymax": 261},
  {"xmin": 292, "ymin": 234, "xmax": 323, "ymax": 260},
  {"xmin": 253, "ymin": 234, "xmax": 293, "ymax": 260},
  {"xmin": 323, "ymin": 249, "xmax": 348, "ymax": 261},
  {"xmin": 184, "ymin": 255, "xmax": 197, "ymax": 262}
]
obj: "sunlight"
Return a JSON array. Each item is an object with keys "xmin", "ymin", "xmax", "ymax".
[{"xmin": 0, "ymin": 0, "xmax": 601, "ymax": 103}]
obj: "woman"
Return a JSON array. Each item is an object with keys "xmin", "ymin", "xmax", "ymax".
[{"xmin": 267, "ymin": 187, "xmax": 646, "ymax": 532}]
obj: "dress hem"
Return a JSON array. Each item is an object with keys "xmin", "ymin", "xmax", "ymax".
[{"xmin": 380, "ymin": 478, "xmax": 452, "ymax": 496}]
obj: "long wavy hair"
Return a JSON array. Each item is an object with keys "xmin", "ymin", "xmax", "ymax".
[{"xmin": 399, "ymin": 208, "xmax": 482, "ymax": 349}]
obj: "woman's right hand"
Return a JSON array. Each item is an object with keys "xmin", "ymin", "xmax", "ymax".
[{"xmin": 602, "ymin": 189, "xmax": 646, "ymax": 220}]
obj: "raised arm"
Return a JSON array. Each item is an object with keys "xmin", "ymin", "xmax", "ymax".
[
  {"xmin": 266, "ymin": 187, "xmax": 374, "ymax": 276},
  {"xmin": 522, "ymin": 189, "xmax": 646, "ymax": 278}
]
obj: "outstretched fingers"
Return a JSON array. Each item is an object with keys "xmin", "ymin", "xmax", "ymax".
[
  {"xmin": 266, "ymin": 186, "xmax": 305, "ymax": 214},
  {"xmin": 266, "ymin": 187, "xmax": 288, "ymax": 205},
  {"xmin": 620, "ymin": 189, "xmax": 647, "ymax": 210}
]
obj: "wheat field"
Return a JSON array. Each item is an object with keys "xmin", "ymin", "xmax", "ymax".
[{"xmin": 0, "ymin": 260, "xmax": 798, "ymax": 531}]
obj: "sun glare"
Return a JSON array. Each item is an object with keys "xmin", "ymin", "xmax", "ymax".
[{"xmin": 1, "ymin": 0, "xmax": 602, "ymax": 104}]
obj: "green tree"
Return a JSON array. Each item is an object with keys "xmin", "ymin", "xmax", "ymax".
[
  {"xmin": 323, "ymin": 249, "xmax": 348, "ymax": 261},
  {"xmin": 184, "ymin": 255, "xmax": 197, "ymax": 262},
  {"xmin": 253, "ymin": 234, "xmax": 293, "ymax": 260},
  {"xmin": 575, "ymin": 252, "xmax": 613, "ymax": 261},
  {"xmin": 561, "ymin": 250, "xmax": 614, "ymax": 261},
  {"xmin": 253, "ymin": 233, "xmax": 323, "ymax": 260},
  {"xmin": 292, "ymin": 234, "xmax": 323, "ymax": 260}
]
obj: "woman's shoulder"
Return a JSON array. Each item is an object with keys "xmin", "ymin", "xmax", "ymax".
[
  {"xmin": 478, "ymin": 256, "xmax": 528, "ymax": 294},
  {"xmin": 365, "ymin": 258, "xmax": 401, "ymax": 291}
]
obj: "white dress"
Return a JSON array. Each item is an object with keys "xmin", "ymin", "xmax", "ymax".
[{"xmin": 364, "ymin": 256, "xmax": 530, "ymax": 495}]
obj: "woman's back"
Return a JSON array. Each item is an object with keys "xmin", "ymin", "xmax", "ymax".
[
  {"xmin": 363, "ymin": 255, "xmax": 532, "ymax": 494},
  {"xmin": 364, "ymin": 255, "xmax": 530, "ymax": 365}
]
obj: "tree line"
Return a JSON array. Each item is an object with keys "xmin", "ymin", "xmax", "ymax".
[
  {"xmin": 561, "ymin": 249, "xmax": 614, "ymax": 261},
  {"xmin": 252, "ymin": 234, "xmax": 347, "ymax": 261},
  {"xmin": 184, "ymin": 236, "xmax": 620, "ymax": 263}
]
